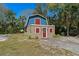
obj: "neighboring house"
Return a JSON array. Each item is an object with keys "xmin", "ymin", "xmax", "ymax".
[{"xmin": 25, "ymin": 14, "xmax": 55, "ymax": 39}]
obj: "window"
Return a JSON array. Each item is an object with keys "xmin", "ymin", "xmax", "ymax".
[
  {"xmin": 50, "ymin": 28, "xmax": 52, "ymax": 32},
  {"xmin": 35, "ymin": 18, "xmax": 40, "ymax": 25},
  {"xmin": 36, "ymin": 28, "xmax": 39, "ymax": 33},
  {"xmin": 43, "ymin": 28, "xmax": 46, "ymax": 33}
]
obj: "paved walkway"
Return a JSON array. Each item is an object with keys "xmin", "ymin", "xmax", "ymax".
[
  {"xmin": 0, "ymin": 35, "xmax": 8, "ymax": 41},
  {"xmin": 39, "ymin": 37, "xmax": 79, "ymax": 55}
]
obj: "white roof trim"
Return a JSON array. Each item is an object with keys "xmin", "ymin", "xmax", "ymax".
[{"xmin": 29, "ymin": 24, "xmax": 55, "ymax": 27}]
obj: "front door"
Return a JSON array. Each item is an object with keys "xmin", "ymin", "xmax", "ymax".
[{"xmin": 42, "ymin": 28, "xmax": 47, "ymax": 38}]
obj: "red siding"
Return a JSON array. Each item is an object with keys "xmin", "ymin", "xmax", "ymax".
[{"xmin": 35, "ymin": 19, "xmax": 40, "ymax": 25}]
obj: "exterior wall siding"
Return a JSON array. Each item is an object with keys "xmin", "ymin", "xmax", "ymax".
[
  {"xmin": 28, "ymin": 17, "xmax": 47, "ymax": 25},
  {"xmin": 26, "ymin": 25, "xmax": 55, "ymax": 39}
]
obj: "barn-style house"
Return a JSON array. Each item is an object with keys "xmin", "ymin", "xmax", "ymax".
[{"xmin": 25, "ymin": 14, "xmax": 55, "ymax": 39}]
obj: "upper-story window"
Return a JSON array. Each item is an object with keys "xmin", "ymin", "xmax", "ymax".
[{"xmin": 35, "ymin": 18, "xmax": 40, "ymax": 25}]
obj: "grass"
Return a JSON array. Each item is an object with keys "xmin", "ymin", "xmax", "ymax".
[{"xmin": 0, "ymin": 33, "xmax": 76, "ymax": 56}]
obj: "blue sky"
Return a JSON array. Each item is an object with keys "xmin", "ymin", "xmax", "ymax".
[
  {"xmin": 3, "ymin": 3, "xmax": 56, "ymax": 18},
  {"xmin": 4, "ymin": 3, "xmax": 36, "ymax": 18}
]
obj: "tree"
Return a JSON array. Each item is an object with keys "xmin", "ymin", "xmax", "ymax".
[
  {"xmin": 4, "ymin": 9, "xmax": 17, "ymax": 33},
  {"xmin": 62, "ymin": 4, "xmax": 79, "ymax": 36},
  {"xmin": 48, "ymin": 3, "xmax": 79, "ymax": 36},
  {"xmin": 17, "ymin": 16, "xmax": 26, "ymax": 33},
  {"xmin": 0, "ymin": 4, "xmax": 7, "ymax": 34},
  {"xmin": 33, "ymin": 3, "xmax": 48, "ymax": 17}
]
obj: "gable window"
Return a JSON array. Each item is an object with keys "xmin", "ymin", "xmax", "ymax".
[
  {"xmin": 50, "ymin": 28, "xmax": 52, "ymax": 32},
  {"xmin": 36, "ymin": 28, "xmax": 39, "ymax": 33},
  {"xmin": 35, "ymin": 18, "xmax": 40, "ymax": 25}
]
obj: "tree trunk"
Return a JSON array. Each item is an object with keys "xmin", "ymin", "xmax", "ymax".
[
  {"xmin": 66, "ymin": 16, "xmax": 70, "ymax": 36},
  {"xmin": 67, "ymin": 25, "xmax": 69, "ymax": 36},
  {"xmin": 77, "ymin": 22, "xmax": 79, "ymax": 36}
]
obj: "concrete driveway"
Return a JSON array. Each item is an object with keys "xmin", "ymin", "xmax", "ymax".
[{"xmin": 39, "ymin": 37, "xmax": 79, "ymax": 55}]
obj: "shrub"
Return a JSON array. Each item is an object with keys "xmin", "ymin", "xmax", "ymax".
[
  {"xmin": 28, "ymin": 35, "xmax": 32, "ymax": 39},
  {"xmin": 53, "ymin": 34, "xmax": 61, "ymax": 38}
]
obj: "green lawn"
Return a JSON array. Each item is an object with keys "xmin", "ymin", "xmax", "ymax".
[{"xmin": 0, "ymin": 33, "xmax": 76, "ymax": 56}]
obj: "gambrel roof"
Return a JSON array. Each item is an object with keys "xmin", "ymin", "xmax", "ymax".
[{"xmin": 24, "ymin": 14, "xmax": 48, "ymax": 30}]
